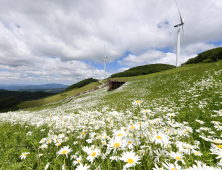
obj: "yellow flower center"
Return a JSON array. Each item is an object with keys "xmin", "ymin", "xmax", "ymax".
[
  {"xmin": 156, "ymin": 136, "xmax": 162, "ymax": 139},
  {"xmin": 58, "ymin": 143, "xmax": 61, "ymax": 146},
  {"xmin": 82, "ymin": 133, "xmax": 85, "ymax": 135},
  {"xmin": 24, "ymin": 153, "xmax": 27, "ymax": 156},
  {"xmin": 175, "ymin": 156, "xmax": 180, "ymax": 160},
  {"xmin": 105, "ymin": 136, "xmax": 108, "ymax": 138},
  {"xmin": 195, "ymin": 152, "xmax": 199, "ymax": 155},
  {"xmin": 128, "ymin": 141, "xmax": 132, "ymax": 144},
  {"xmin": 138, "ymin": 123, "xmax": 142, "ymax": 125},
  {"xmin": 114, "ymin": 143, "xmax": 120, "ymax": 148},
  {"xmin": 131, "ymin": 126, "xmax": 135, "ymax": 129},
  {"xmin": 62, "ymin": 150, "xmax": 67, "ymax": 154},
  {"xmin": 214, "ymin": 140, "xmax": 219, "ymax": 143},
  {"xmin": 103, "ymin": 142, "xmax": 106, "ymax": 144},
  {"xmin": 145, "ymin": 111, "xmax": 148, "ymax": 112},
  {"xmin": 77, "ymin": 160, "xmax": 80, "ymax": 163},
  {"xmin": 118, "ymin": 133, "xmax": 123, "ymax": 137},
  {"xmin": 127, "ymin": 158, "xmax": 134, "ymax": 164},
  {"xmin": 136, "ymin": 101, "xmax": 140, "ymax": 103},
  {"xmin": 91, "ymin": 152, "xmax": 96, "ymax": 157},
  {"xmin": 217, "ymin": 145, "xmax": 222, "ymax": 149}
]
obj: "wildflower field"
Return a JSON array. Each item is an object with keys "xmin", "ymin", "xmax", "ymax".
[{"xmin": 1, "ymin": 61, "xmax": 222, "ymax": 170}]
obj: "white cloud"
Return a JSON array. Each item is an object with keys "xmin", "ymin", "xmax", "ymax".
[
  {"xmin": 118, "ymin": 68, "xmax": 129, "ymax": 72},
  {"xmin": 117, "ymin": 50, "xmax": 166, "ymax": 67},
  {"xmin": 0, "ymin": 57, "xmax": 104, "ymax": 85},
  {"xmin": 0, "ymin": 0, "xmax": 222, "ymax": 84}
]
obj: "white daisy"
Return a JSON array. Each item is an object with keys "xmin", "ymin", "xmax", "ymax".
[
  {"xmin": 151, "ymin": 132, "xmax": 170, "ymax": 146},
  {"xmin": 107, "ymin": 137, "xmax": 126, "ymax": 151},
  {"xmin": 120, "ymin": 151, "xmax": 140, "ymax": 168},
  {"xmin": 57, "ymin": 146, "xmax": 72, "ymax": 158},
  {"xmin": 86, "ymin": 148, "xmax": 100, "ymax": 163},
  {"xmin": 20, "ymin": 152, "xmax": 30, "ymax": 159},
  {"xmin": 76, "ymin": 163, "xmax": 90, "ymax": 170}
]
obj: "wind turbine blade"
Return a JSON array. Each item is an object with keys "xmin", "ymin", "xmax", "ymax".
[
  {"xmin": 175, "ymin": 0, "xmax": 183, "ymax": 24},
  {"xmin": 182, "ymin": 25, "xmax": 185, "ymax": 37},
  {"xmin": 104, "ymin": 43, "xmax": 107, "ymax": 56},
  {"xmin": 107, "ymin": 56, "xmax": 112, "ymax": 62}
]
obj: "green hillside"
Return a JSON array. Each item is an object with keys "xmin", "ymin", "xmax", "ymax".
[
  {"xmin": 17, "ymin": 81, "xmax": 101, "ymax": 110},
  {"xmin": 110, "ymin": 63, "xmax": 175, "ymax": 78},
  {"xmin": 0, "ymin": 89, "xmax": 55, "ymax": 101},
  {"xmin": 0, "ymin": 90, "xmax": 55, "ymax": 112},
  {"xmin": 64, "ymin": 78, "xmax": 98, "ymax": 92},
  {"xmin": 1, "ymin": 61, "xmax": 222, "ymax": 169},
  {"xmin": 186, "ymin": 47, "xmax": 222, "ymax": 64}
]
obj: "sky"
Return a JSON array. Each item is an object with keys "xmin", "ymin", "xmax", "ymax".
[{"xmin": 0, "ymin": 0, "xmax": 222, "ymax": 85}]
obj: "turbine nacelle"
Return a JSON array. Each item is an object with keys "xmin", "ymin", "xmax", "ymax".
[
  {"xmin": 174, "ymin": 19, "xmax": 184, "ymax": 27},
  {"xmin": 102, "ymin": 44, "xmax": 112, "ymax": 79}
]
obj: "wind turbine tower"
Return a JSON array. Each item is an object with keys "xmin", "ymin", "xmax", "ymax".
[
  {"xmin": 102, "ymin": 44, "xmax": 112, "ymax": 79},
  {"xmin": 174, "ymin": 0, "xmax": 185, "ymax": 67}
]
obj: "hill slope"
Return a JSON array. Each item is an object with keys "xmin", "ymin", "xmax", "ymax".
[
  {"xmin": 17, "ymin": 81, "xmax": 101, "ymax": 109},
  {"xmin": 0, "ymin": 89, "xmax": 54, "ymax": 101}
]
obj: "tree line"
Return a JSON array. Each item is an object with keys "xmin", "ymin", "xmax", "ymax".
[
  {"xmin": 185, "ymin": 47, "xmax": 222, "ymax": 64},
  {"xmin": 111, "ymin": 64, "xmax": 175, "ymax": 78},
  {"xmin": 64, "ymin": 78, "xmax": 98, "ymax": 92}
]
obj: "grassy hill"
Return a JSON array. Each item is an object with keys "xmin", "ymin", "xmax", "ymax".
[
  {"xmin": 0, "ymin": 61, "xmax": 222, "ymax": 169},
  {"xmin": 110, "ymin": 63, "xmax": 175, "ymax": 78},
  {"xmin": 185, "ymin": 47, "xmax": 222, "ymax": 64},
  {"xmin": 17, "ymin": 81, "xmax": 101, "ymax": 110}
]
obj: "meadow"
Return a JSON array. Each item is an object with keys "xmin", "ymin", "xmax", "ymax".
[{"xmin": 0, "ymin": 61, "xmax": 222, "ymax": 170}]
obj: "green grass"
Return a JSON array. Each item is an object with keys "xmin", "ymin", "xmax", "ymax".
[{"xmin": 1, "ymin": 60, "xmax": 222, "ymax": 169}]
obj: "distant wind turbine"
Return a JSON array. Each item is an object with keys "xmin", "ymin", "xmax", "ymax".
[
  {"xmin": 102, "ymin": 43, "xmax": 112, "ymax": 79},
  {"xmin": 174, "ymin": 0, "xmax": 185, "ymax": 67}
]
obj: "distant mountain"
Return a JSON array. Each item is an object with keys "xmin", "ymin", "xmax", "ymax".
[
  {"xmin": 0, "ymin": 83, "xmax": 68, "ymax": 91},
  {"xmin": 17, "ymin": 88, "xmax": 66, "ymax": 93}
]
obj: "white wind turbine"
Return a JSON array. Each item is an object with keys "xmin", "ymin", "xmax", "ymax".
[
  {"xmin": 174, "ymin": 0, "xmax": 185, "ymax": 67},
  {"xmin": 102, "ymin": 43, "xmax": 112, "ymax": 79}
]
